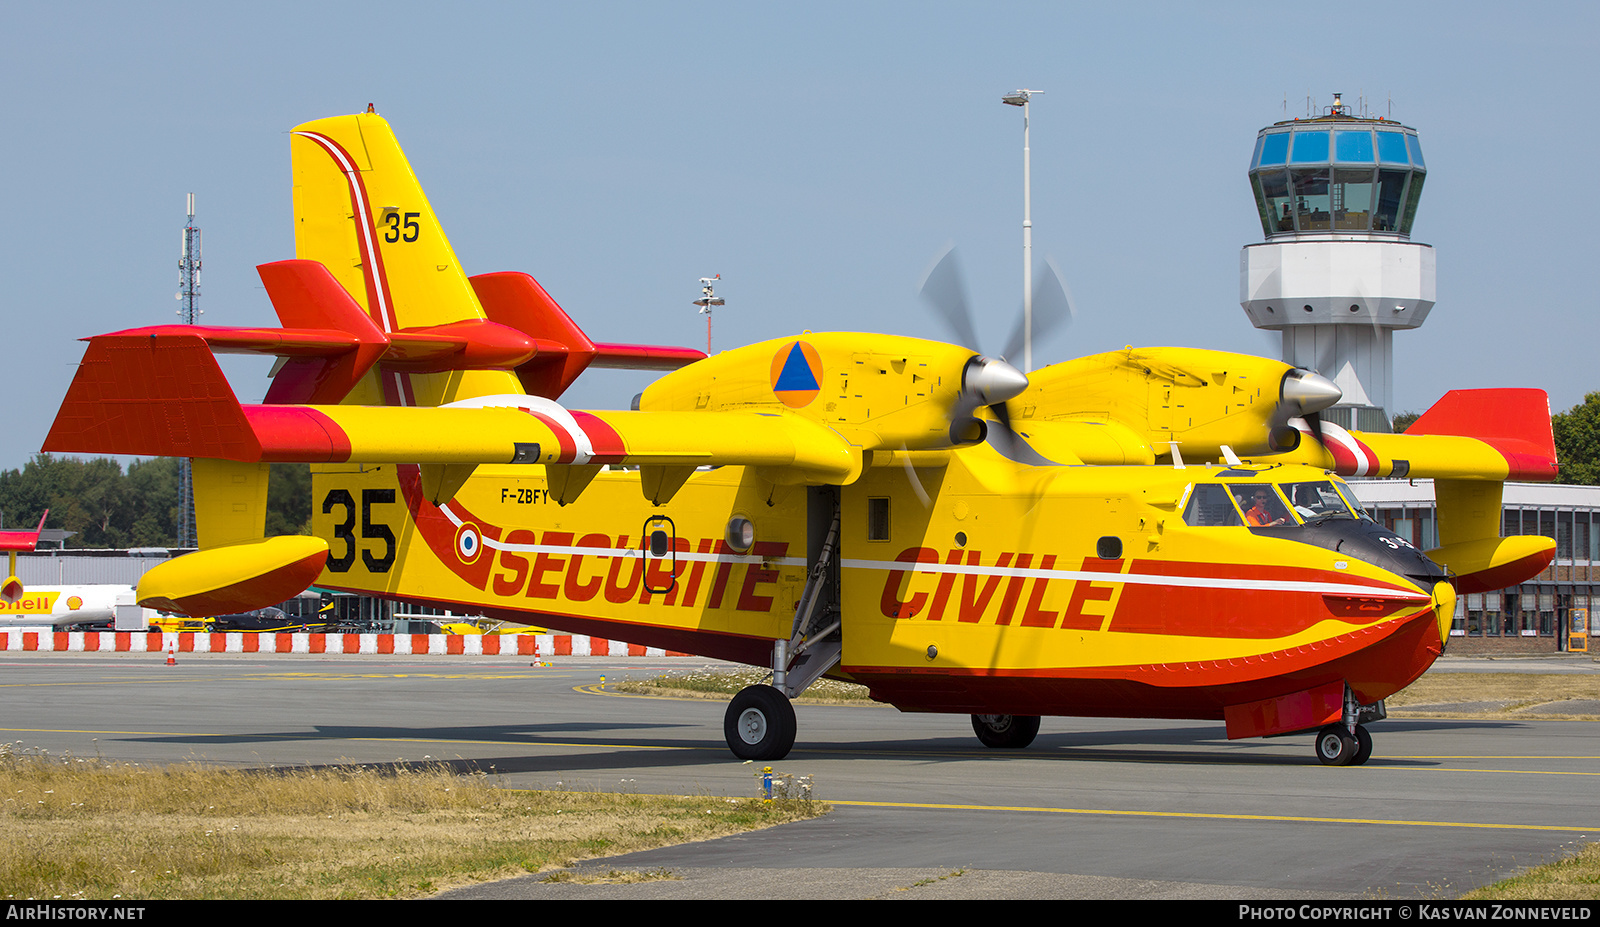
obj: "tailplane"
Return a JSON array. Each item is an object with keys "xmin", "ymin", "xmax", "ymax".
[{"xmin": 288, "ymin": 111, "xmax": 703, "ymax": 406}]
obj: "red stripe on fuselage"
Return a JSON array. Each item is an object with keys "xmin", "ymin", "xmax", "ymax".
[
  {"xmin": 1110, "ymin": 558, "xmax": 1421, "ymax": 639},
  {"xmin": 393, "ymin": 464, "xmax": 501, "ymax": 590},
  {"xmin": 848, "ymin": 604, "xmax": 1442, "ymax": 720}
]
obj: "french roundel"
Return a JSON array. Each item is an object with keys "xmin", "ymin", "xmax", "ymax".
[
  {"xmin": 770, "ymin": 341, "xmax": 823, "ymax": 408},
  {"xmin": 454, "ymin": 523, "xmax": 483, "ymax": 564}
]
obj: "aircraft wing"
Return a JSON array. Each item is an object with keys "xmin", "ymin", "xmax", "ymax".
[
  {"xmin": 1292, "ymin": 389, "xmax": 1558, "ymax": 482},
  {"xmin": 42, "ymin": 333, "xmax": 859, "ymax": 492}
]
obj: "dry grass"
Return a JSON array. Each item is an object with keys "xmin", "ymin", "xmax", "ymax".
[
  {"xmin": 1461, "ymin": 843, "xmax": 1600, "ymax": 900},
  {"xmin": 1387, "ymin": 673, "xmax": 1600, "ymax": 719},
  {"xmin": 0, "ymin": 744, "xmax": 825, "ymax": 900},
  {"xmin": 610, "ymin": 667, "xmax": 876, "ymax": 703}
]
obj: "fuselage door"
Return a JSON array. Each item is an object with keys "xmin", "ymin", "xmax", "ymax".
[{"xmin": 642, "ymin": 515, "xmax": 678, "ymax": 594}]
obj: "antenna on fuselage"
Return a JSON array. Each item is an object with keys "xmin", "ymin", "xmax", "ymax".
[{"xmin": 1166, "ymin": 440, "xmax": 1186, "ymax": 470}]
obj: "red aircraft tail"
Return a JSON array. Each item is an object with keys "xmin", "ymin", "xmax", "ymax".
[{"xmin": 75, "ymin": 259, "xmax": 705, "ymax": 408}]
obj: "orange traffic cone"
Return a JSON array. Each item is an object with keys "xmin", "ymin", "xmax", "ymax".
[{"xmin": 165, "ymin": 643, "xmax": 175, "ymax": 666}]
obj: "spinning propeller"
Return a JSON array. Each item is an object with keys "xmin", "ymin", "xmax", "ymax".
[{"xmin": 917, "ymin": 246, "xmax": 1075, "ymax": 452}]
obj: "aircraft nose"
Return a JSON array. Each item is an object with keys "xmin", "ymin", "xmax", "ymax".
[
  {"xmin": 1282, "ymin": 368, "xmax": 1342, "ymax": 415},
  {"xmin": 965, "ymin": 355, "xmax": 1029, "ymax": 406}
]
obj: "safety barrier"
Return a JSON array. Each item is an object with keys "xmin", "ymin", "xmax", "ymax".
[{"xmin": 0, "ymin": 630, "xmax": 688, "ymax": 657}]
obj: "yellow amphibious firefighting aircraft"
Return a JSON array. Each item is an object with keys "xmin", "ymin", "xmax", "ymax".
[{"xmin": 44, "ymin": 110, "xmax": 1559, "ymax": 766}]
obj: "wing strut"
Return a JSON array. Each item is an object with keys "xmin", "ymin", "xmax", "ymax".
[{"xmin": 775, "ymin": 487, "xmax": 843, "ymax": 698}]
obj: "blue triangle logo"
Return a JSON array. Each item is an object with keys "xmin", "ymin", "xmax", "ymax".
[{"xmin": 773, "ymin": 343, "xmax": 820, "ymax": 392}]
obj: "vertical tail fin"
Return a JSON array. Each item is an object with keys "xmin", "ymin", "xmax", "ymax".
[{"xmin": 290, "ymin": 112, "xmax": 522, "ymax": 405}]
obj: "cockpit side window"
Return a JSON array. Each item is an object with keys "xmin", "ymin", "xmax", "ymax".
[
  {"xmin": 1182, "ymin": 483, "xmax": 1243, "ymax": 527},
  {"xmin": 1229, "ymin": 484, "xmax": 1295, "ymax": 527},
  {"xmin": 1279, "ymin": 480, "xmax": 1358, "ymax": 521},
  {"xmin": 1329, "ymin": 479, "xmax": 1376, "ymax": 521}
]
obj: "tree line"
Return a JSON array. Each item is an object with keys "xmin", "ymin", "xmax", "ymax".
[{"xmin": 0, "ymin": 456, "xmax": 311, "ymax": 549}]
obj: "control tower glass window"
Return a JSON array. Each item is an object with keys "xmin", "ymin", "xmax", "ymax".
[
  {"xmin": 1249, "ymin": 123, "xmax": 1424, "ymax": 237},
  {"xmin": 1374, "ymin": 169, "xmax": 1408, "ymax": 232},
  {"xmin": 1291, "ymin": 168, "xmax": 1331, "ymax": 231},
  {"xmin": 1335, "ymin": 131, "xmax": 1374, "ymax": 163},
  {"xmin": 1256, "ymin": 171, "xmax": 1293, "ymax": 233},
  {"xmin": 1258, "ymin": 133, "xmax": 1290, "ymax": 167},
  {"xmin": 1291, "ymin": 131, "xmax": 1330, "ymax": 163},
  {"xmin": 1399, "ymin": 171, "xmax": 1425, "ymax": 235},
  {"xmin": 1333, "ymin": 169, "xmax": 1376, "ymax": 230},
  {"xmin": 1377, "ymin": 132, "xmax": 1410, "ymax": 164}
]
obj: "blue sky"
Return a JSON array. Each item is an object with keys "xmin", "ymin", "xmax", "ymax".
[{"xmin": 3, "ymin": 2, "xmax": 1595, "ymax": 471}]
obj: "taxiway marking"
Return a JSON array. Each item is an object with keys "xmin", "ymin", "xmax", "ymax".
[{"xmin": 828, "ymin": 799, "xmax": 1600, "ymax": 833}]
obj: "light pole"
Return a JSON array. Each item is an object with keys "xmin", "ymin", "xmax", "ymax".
[
  {"xmin": 693, "ymin": 275, "xmax": 723, "ymax": 354},
  {"xmin": 1002, "ymin": 89, "xmax": 1040, "ymax": 372}
]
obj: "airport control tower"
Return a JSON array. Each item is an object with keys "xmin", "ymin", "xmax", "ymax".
[{"xmin": 1240, "ymin": 94, "xmax": 1434, "ymax": 433}]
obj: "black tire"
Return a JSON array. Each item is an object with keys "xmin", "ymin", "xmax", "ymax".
[
  {"xmin": 1315, "ymin": 724, "xmax": 1358, "ymax": 766},
  {"xmin": 1351, "ymin": 724, "xmax": 1373, "ymax": 766},
  {"xmin": 723, "ymin": 685, "xmax": 797, "ymax": 761},
  {"xmin": 971, "ymin": 714, "xmax": 1041, "ymax": 749}
]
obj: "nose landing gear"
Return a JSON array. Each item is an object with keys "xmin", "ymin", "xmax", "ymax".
[
  {"xmin": 1314, "ymin": 723, "xmax": 1373, "ymax": 766},
  {"xmin": 1315, "ymin": 684, "xmax": 1378, "ymax": 766}
]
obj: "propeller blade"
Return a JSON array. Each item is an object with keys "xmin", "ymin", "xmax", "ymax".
[
  {"xmin": 918, "ymin": 246, "xmax": 981, "ymax": 351},
  {"xmin": 1305, "ymin": 409, "xmax": 1326, "ymax": 447},
  {"xmin": 987, "ymin": 397, "xmax": 1017, "ymax": 458},
  {"xmin": 1001, "ymin": 257, "xmax": 1075, "ymax": 365}
]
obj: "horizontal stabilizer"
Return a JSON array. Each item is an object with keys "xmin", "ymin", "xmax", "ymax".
[
  {"xmin": 470, "ymin": 272, "xmax": 705, "ymax": 398},
  {"xmin": 591, "ymin": 342, "xmax": 711, "ymax": 370},
  {"xmin": 45, "ymin": 335, "xmax": 260, "ymax": 460},
  {"xmin": 43, "ymin": 335, "xmax": 856, "ymax": 490},
  {"xmin": 0, "ymin": 511, "xmax": 49, "ymax": 553}
]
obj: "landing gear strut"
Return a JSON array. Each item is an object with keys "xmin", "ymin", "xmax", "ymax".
[
  {"xmin": 1314, "ymin": 684, "xmax": 1377, "ymax": 766},
  {"xmin": 971, "ymin": 714, "xmax": 1041, "ymax": 749},
  {"xmin": 724, "ymin": 685, "xmax": 797, "ymax": 761}
]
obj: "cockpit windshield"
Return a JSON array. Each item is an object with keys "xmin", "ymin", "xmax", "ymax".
[
  {"xmin": 1229, "ymin": 484, "xmax": 1294, "ymax": 527},
  {"xmin": 1279, "ymin": 480, "xmax": 1360, "ymax": 522},
  {"xmin": 1180, "ymin": 478, "xmax": 1368, "ymax": 529}
]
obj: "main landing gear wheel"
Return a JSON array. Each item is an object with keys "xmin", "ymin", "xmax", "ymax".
[
  {"xmin": 971, "ymin": 714, "xmax": 1041, "ymax": 749},
  {"xmin": 1315, "ymin": 723, "xmax": 1370, "ymax": 766},
  {"xmin": 724, "ymin": 685, "xmax": 797, "ymax": 761},
  {"xmin": 1351, "ymin": 724, "xmax": 1373, "ymax": 766}
]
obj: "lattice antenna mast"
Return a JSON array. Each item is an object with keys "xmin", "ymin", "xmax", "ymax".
[{"xmin": 176, "ymin": 193, "xmax": 202, "ymax": 548}]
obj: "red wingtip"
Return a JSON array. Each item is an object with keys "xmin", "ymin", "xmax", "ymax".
[
  {"xmin": 1410, "ymin": 388, "xmax": 1559, "ymax": 481},
  {"xmin": 44, "ymin": 335, "xmax": 261, "ymax": 461}
]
